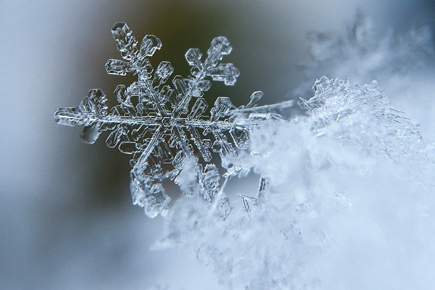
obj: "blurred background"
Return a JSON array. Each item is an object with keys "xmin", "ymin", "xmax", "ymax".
[{"xmin": 1, "ymin": 0, "xmax": 435, "ymax": 289}]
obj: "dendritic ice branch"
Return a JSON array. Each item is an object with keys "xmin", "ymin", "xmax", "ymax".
[{"xmin": 54, "ymin": 22, "xmax": 294, "ymax": 218}]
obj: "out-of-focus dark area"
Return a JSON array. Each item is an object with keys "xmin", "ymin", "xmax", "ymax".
[{"xmin": 1, "ymin": 1, "xmax": 435, "ymax": 289}]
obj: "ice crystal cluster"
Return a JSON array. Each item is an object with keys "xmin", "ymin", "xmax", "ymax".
[{"xmin": 54, "ymin": 22, "xmax": 293, "ymax": 218}]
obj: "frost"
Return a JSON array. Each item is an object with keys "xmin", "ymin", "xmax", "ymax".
[
  {"xmin": 54, "ymin": 21, "xmax": 435, "ymax": 290},
  {"xmin": 156, "ymin": 76, "xmax": 435, "ymax": 290},
  {"xmin": 54, "ymin": 22, "xmax": 294, "ymax": 218}
]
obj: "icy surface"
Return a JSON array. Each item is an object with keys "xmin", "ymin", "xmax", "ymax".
[{"xmin": 54, "ymin": 22, "xmax": 294, "ymax": 218}]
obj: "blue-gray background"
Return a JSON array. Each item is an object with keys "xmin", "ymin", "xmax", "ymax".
[{"xmin": 1, "ymin": 1, "xmax": 434, "ymax": 289}]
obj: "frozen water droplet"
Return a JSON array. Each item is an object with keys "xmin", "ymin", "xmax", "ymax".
[{"xmin": 80, "ymin": 122, "xmax": 102, "ymax": 144}]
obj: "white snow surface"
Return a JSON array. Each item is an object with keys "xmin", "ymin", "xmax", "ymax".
[{"xmin": 155, "ymin": 77, "xmax": 435, "ymax": 289}]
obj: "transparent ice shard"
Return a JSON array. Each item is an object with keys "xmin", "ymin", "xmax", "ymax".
[
  {"xmin": 80, "ymin": 122, "xmax": 102, "ymax": 144},
  {"xmin": 54, "ymin": 22, "xmax": 295, "ymax": 218}
]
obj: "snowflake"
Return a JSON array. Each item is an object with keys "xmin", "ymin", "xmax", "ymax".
[{"xmin": 54, "ymin": 22, "xmax": 293, "ymax": 218}]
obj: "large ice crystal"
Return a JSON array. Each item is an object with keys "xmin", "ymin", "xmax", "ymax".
[{"xmin": 54, "ymin": 22, "xmax": 294, "ymax": 218}]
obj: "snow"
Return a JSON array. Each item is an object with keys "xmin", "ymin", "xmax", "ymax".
[{"xmin": 53, "ymin": 15, "xmax": 435, "ymax": 290}]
